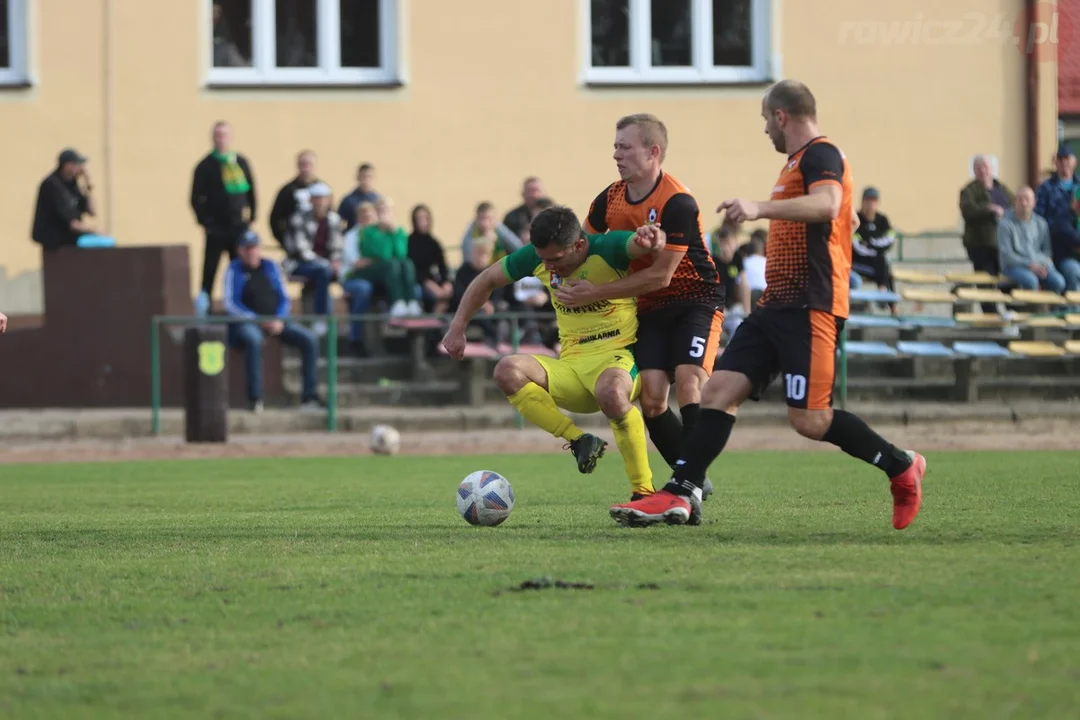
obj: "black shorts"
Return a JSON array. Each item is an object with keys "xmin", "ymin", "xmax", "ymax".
[
  {"xmin": 635, "ymin": 304, "xmax": 724, "ymax": 376},
  {"xmin": 717, "ymin": 307, "xmax": 844, "ymax": 410}
]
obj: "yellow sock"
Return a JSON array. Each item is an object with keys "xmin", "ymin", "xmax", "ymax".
[
  {"xmin": 508, "ymin": 382, "xmax": 585, "ymax": 442},
  {"xmin": 609, "ymin": 406, "xmax": 654, "ymax": 496}
]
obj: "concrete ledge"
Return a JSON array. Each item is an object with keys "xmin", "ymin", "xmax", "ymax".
[{"xmin": 2, "ymin": 400, "xmax": 1080, "ymax": 442}]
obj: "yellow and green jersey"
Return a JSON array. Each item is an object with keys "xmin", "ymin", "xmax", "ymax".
[{"xmin": 500, "ymin": 231, "xmax": 638, "ymax": 359}]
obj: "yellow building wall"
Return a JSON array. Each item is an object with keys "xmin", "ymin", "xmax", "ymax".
[{"xmin": 0, "ymin": 0, "xmax": 1058, "ymax": 312}]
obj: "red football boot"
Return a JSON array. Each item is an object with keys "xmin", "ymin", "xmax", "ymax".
[
  {"xmin": 609, "ymin": 490, "xmax": 692, "ymax": 527},
  {"xmin": 890, "ymin": 451, "xmax": 926, "ymax": 530}
]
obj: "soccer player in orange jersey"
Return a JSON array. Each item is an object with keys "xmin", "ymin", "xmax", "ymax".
[
  {"xmin": 610, "ymin": 80, "xmax": 926, "ymax": 530},
  {"xmin": 555, "ymin": 114, "xmax": 723, "ymax": 521}
]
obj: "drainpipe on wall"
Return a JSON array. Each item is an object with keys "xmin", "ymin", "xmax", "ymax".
[
  {"xmin": 102, "ymin": 0, "xmax": 114, "ymax": 235},
  {"xmin": 1026, "ymin": 0, "xmax": 1040, "ymax": 187}
]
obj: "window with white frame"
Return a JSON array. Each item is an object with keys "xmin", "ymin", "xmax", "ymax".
[
  {"xmin": 0, "ymin": 0, "xmax": 28, "ymax": 85},
  {"xmin": 208, "ymin": 0, "xmax": 398, "ymax": 86},
  {"xmin": 586, "ymin": 0, "xmax": 772, "ymax": 85}
]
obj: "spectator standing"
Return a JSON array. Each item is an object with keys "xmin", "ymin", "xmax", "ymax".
[
  {"xmin": 349, "ymin": 198, "xmax": 420, "ymax": 317},
  {"xmin": 1035, "ymin": 145, "xmax": 1080, "ymax": 291},
  {"xmin": 191, "ymin": 121, "xmax": 257, "ymax": 311},
  {"xmin": 32, "ymin": 149, "xmax": 113, "ymax": 251},
  {"xmin": 502, "ymin": 176, "xmax": 549, "ymax": 238},
  {"xmin": 407, "ymin": 204, "xmax": 453, "ymax": 314},
  {"xmin": 223, "ymin": 231, "xmax": 321, "ymax": 412},
  {"xmin": 270, "ymin": 150, "xmax": 320, "ymax": 246},
  {"xmin": 960, "ymin": 155, "xmax": 1013, "ymax": 276},
  {"xmin": 998, "ymin": 187, "xmax": 1066, "ymax": 293},
  {"xmin": 281, "ymin": 182, "xmax": 342, "ymax": 332},
  {"xmin": 338, "ymin": 162, "xmax": 380, "ymax": 231},
  {"xmin": 960, "ymin": 155, "xmax": 1013, "ymax": 313}
]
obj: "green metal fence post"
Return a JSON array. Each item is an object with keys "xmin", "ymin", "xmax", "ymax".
[
  {"xmin": 327, "ymin": 318, "xmax": 338, "ymax": 432},
  {"xmin": 838, "ymin": 320, "xmax": 848, "ymax": 411},
  {"xmin": 150, "ymin": 317, "xmax": 161, "ymax": 436}
]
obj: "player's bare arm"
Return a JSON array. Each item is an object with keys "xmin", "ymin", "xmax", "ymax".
[
  {"xmin": 719, "ymin": 184, "xmax": 842, "ymax": 224},
  {"xmin": 441, "ymin": 264, "xmax": 511, "ymax": 359},
  {"xmin": 555, "ymin": 228, "xmax": 670, "ymax": 307}
]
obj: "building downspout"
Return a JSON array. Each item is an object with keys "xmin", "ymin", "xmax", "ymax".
[
  {"xmin": 1026, "ymin": 0, "xmax": 1040, "ymax": 187},
  {"xmin": 103, "ymin": 0, "xmax": 114, "ymax": 235}
]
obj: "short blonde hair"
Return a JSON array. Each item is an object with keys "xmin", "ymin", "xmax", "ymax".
[{"xmin": 616, "ymin": 113, "xmax": 669, "ymax": 163}]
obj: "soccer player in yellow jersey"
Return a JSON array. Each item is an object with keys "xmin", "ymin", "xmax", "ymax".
[{"xmin": 442, "ymin": 206, "xmax": 665, "ymax": 499}]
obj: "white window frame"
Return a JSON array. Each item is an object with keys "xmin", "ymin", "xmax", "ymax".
[
  {"xmin": 581, "ymin": 0, "xmax": 774, "ymax": 85},
  {"xmin": 0, "ymin": 0, "xmax": 29, "ymax": 85},
  {"xmin": 206, "ymin": 0, "xmax": 399, "ymax": 87}
]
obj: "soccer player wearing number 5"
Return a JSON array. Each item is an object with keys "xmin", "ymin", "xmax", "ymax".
[
  {"xmin": 441, "ymin": 207, "xmax": 665, "ymax": 499},
  {"xmin": 611, "ymin": 81, "xmax": 926, "ymax": 530},
  {"xmin": 558, "ymin": 114, "xmax": 723, "ymax": 516}
]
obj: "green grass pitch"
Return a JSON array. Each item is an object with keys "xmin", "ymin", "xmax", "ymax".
[{"xmin": 1, "ymin": 450, "xmax": 1078, "ymax": 719}]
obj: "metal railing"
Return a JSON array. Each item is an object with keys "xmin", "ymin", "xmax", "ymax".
[{"xmin": 149, "ymin": 311, "xmax": 558, "ymax": 435}]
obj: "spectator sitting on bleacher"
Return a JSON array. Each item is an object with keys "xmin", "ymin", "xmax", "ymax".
[
  {"xmin": 407, "ymin": 204, "xmax": 453, "ymax": 314},
  {"xmin": 852, "ymin": 186, "xmax": 898, "ymax": 314},
  {"xmin": 452, "ymin": 237, "xmax": 499, "ymax": 347},
  {"xmin": 281, "ymin": 182, "xmax": 341, "ymax": 333},
  {"xmin": 741, "ymin": 229, "xmax": 767, "ymax": 307},
  {"xmin": 338, "ymin": 162, "xmax": 381, "ymax": 232},
  {"xmin": 998, "ymin": 186, "xmax": 1067, "ymax": 294},
  {"xmin": 223, "ymin": 230, "xmax": 321, "ymax": 413},
  {"xmin": 349, "ymin": 198, "xmax": 421, "ymax": 318},
  {"xmin": 340, "ymin": 202, "xmax": 380, "ymax": 357},
  {"xmin": 462, "ymin": 202, "xmax": 522, "ymax": 260},
  {"xmin": 269, "ymin": 150, "xmax": 320, "ymax": 246}
]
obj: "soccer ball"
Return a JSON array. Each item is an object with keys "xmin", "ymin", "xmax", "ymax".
[
  {"xmin": 456, "ymin": 470, "xmax": 515, "ymax": 526},
  {"xmin": 370, "ymin": 424, "xmax": 401, "ymax": 455}
]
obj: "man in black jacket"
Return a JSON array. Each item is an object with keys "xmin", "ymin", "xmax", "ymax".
[
  {"xmin": 31, "ymin": 149, "xmax": 100, "ymax": 251},
  {"xmin": 190, "ymin": 121, "xmax": 257, "ymax": 304},
  {"xmin": 269, "ymin": 150, "xmax": 319, "ymax": 246}
]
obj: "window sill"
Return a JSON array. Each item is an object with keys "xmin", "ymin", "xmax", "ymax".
[
  {"xmin": 583, "ymin": 78, "xmax": 774, "ymax": 89},
  {"xmin": 205, "ymin": 80, "xmax": 405, "ymax": 91},
  {"xmin": 0, "ymin": 80, "xmax": 33, "ymax": 90}
]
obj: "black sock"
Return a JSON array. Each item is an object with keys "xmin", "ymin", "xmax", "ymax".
[
  {"xmin": 643, "ymin": 408, "xmax": 684, "ymax": 467},
  {"xmin": 679, "ymin": 403, "xmax": 700, "ymax": 452},
  {"xmin": 666, "ymin": 409, "xmax": 736, "ymax": 496},
  {"xmin": 822, "ymin": 410, "xmax": 912, "ymax": 477}
]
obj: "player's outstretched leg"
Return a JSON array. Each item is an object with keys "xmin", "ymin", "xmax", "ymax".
[
  {"xmin": 637, "ymin": 370, "xmax": 712, "ymax": 512},
  {"xmin": 495, "ymin": 355, "xmax": 607, "ymax": 474},
  {"xmin": 594, "ymin": 368, "xmax": 654, "ymax": 499},
  {"xmin": 791, "ymin": 409, "xmax": 925, "ymax": 530},
  {"xmin": 610, "ymin": 370, "xmax": 749, "ymax": 527}
]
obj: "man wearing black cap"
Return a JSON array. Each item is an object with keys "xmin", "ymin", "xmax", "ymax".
[
  {"xmin": 851, "ymin": 186, "xmax": 898, "ymax": 311},
  {"xmin": 1034, "ymin": 144, "xmax": 1080, "ymax": 291},
  {"xmin": 31, "ymin": 148, "xmax": 100, "ymax": 250}
]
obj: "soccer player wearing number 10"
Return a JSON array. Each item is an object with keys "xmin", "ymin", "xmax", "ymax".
[{"xmin": 610, "ymin": 80, "xmax": 926, "ymax": 530}]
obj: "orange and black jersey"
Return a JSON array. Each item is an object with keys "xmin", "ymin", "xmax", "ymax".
[
  {"xmin": 584, "ymin": 172, "xmax": 722, "ymax": 313},
  {"xmin": 762, "ymin": 137, "xmax": 854, "ymax": 318}
]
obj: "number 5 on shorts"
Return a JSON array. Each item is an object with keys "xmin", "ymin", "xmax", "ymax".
[
  {"xmin": 785, "ymin": 373, "xmax": 807, "ymax": 401},
  {"xmin": 689, "ymin": 336, "xmax": 706, "ymax": 358}
]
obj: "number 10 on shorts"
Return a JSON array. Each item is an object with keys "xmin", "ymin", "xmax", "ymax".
[{"xmin": 785, "ymin": 373, "xmax": 807, "ymax": 401}]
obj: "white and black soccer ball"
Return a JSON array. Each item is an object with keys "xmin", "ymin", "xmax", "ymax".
[
  {"xmin": 370, "ymin": 424, "xmax": 401, "ymax": 456},
  {"xmin": 456, "ymin": 470, "xmax": 515, "ymax": 526}
]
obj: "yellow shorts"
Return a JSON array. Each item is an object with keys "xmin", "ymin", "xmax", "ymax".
[{"xmin": 534, "ymin": 350, "xmax": 641, "ymax": 415}]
